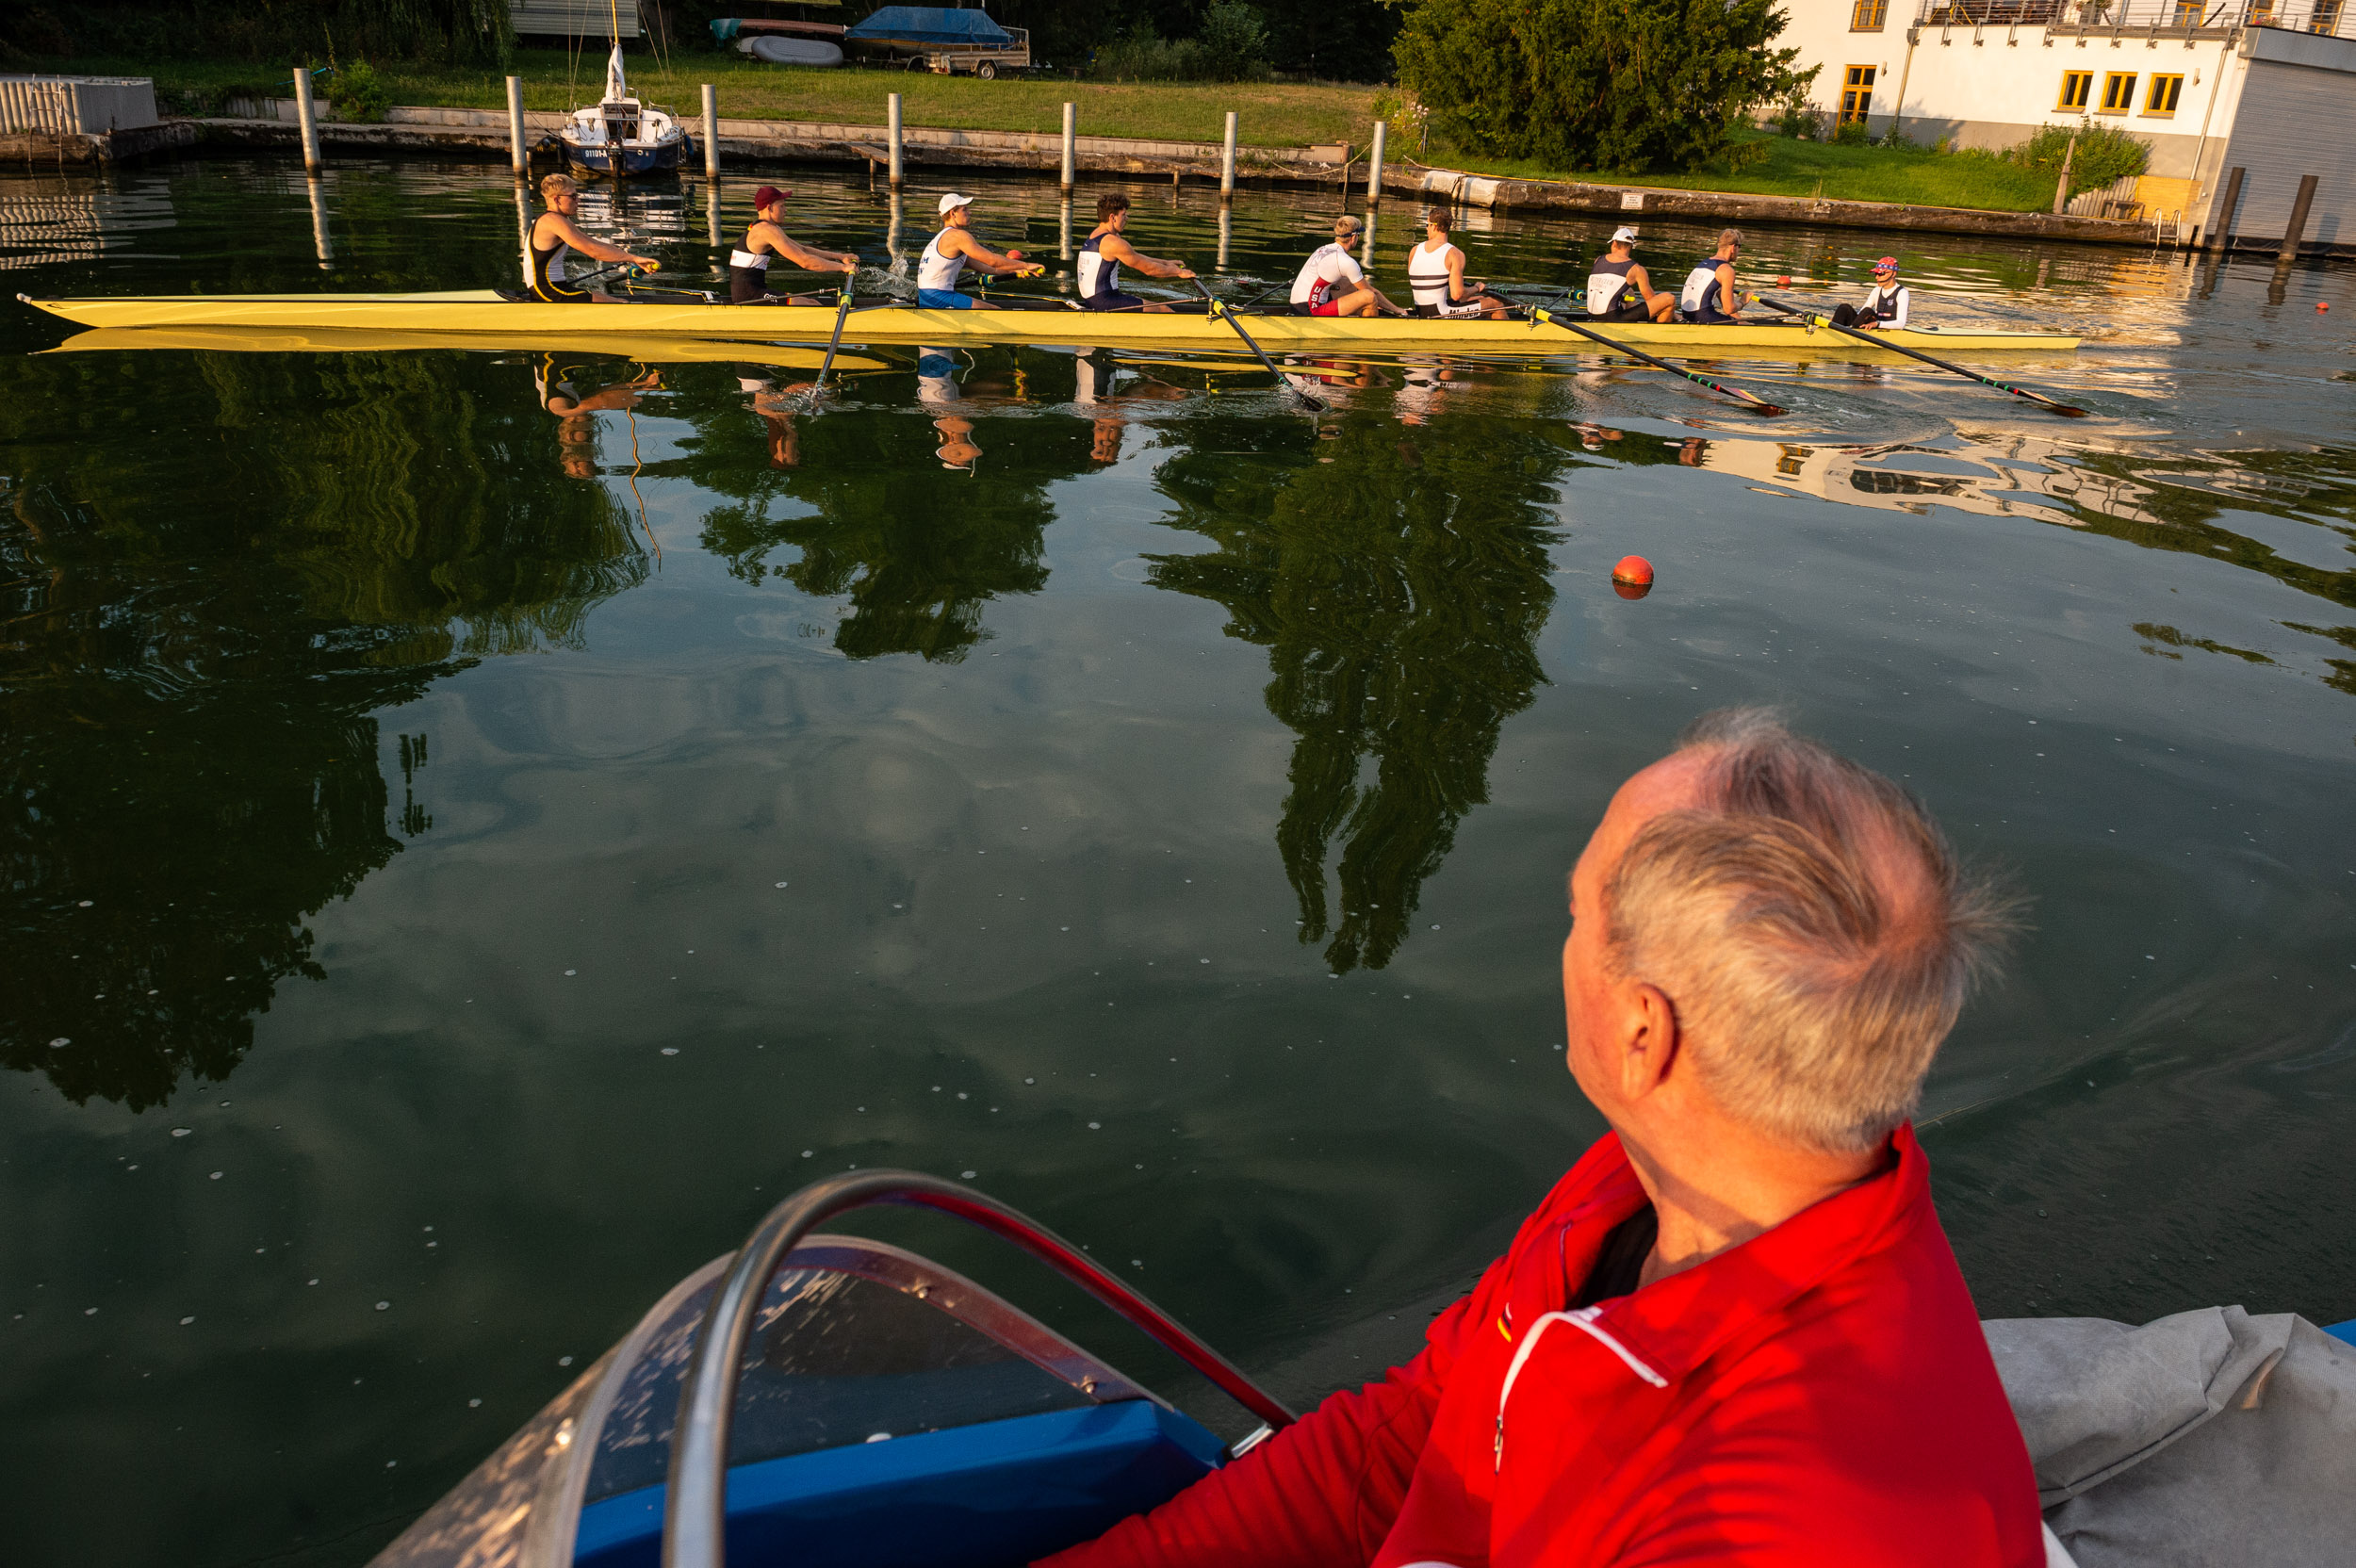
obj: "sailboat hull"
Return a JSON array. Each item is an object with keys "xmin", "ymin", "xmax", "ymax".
[{"xmin": 565, "ymin": 134, "xmax": 688, "ymax": 178}]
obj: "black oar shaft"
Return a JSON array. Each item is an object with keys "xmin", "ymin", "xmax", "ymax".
[
  {"xmin": 811, "ymin": 286, "xmax": 857, "ymax": 394},
  {"xmin": 1758, "ymin": 296, "xmax": 2086, "ymax": 416},
  {"xmin": 1533, "ymin": 309, "xmax": 1783, "ymax": 416},
  {"xmin": 1192, "ymin": 279, "xmax": 1324, "ymax": 412}
]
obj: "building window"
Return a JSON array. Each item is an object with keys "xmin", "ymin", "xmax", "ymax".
[
  {"xmin": 2247, "ymin": 0, "xmax": 2275, "ymax": 23},
  {"xmin": 1840, "ymin": 64, "xmax": 1877, "ymax": 124},
  {"xmin": 2171, "ymin": 0, "xmax": 2205, "ymax": 24},
  {"xmin": 1851, "ymin": 0, "xmax": 1889, "ymax": 27},
  {"xmin": 2058, "ymin": 71, "xmax": 2094, "ymax": 109},
  {"xmin": 2144, "ymin": 74, "xmax": 2184, "ymax": 114},
  {"xmin": 2098, "ymin": 72, "xmax": 2137, "ymax": 112},
  {"xmin": 2309, "ymin": 0, "xmax": 2340, "ymax": 29}
]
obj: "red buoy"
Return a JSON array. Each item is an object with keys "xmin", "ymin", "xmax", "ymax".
[
  {"xmin": 1612, "ymin": 555, "xmax": 1654, "ymax": 599},
  {"xmin": 2319, "ymin": 301, "xmax": 2331, "ymax": 312},
  {"xmin": 1775, "ymin": 274, "xmax": 1791, "ymax": 287}
]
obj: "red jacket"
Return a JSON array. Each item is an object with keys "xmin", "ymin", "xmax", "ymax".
[{"xmin": 1042, "ymin": 1126, "xmax": 2042, "ymax": 1568}]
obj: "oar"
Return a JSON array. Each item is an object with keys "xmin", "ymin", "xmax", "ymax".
[
  {"xmin": 809, "ymin": 284, "xmax": 858, "ymax": 399},
  {"xmin": 1754, "ymin": 294, "xmax": 2086, "ymax": 417},
  {"xmin": 1191, "ymin": 279, "xmax": 1325, "ymax": 413},
  {"xmin": 1530, "ymin": 307, "xmax": 1784, "ymax": 417}
]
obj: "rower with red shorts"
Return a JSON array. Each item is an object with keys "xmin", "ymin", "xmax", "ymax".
[
  {"xmin": 1040, "ymin": 708, "xmax": 2048, "ymax": 1568},
  {"xmin": 1288, "ymin": 214, "xmax": 1406, "ymax": 318}
]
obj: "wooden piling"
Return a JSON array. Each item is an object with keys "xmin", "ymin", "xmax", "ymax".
[
  {"xmin": 2050, "ymin": 132, "xmax": 2076, "ymax": 217},
  {"xmin": 292, "ymin": 67, "xmax": 321, "ymax": 174},
  {"xmin": 505, "ymin": 75, "xmax": 528, "ymax": 178},
  {"xmin": 2276, "ymin": 172, "xmax": 2318, "ymax": 263},
  {"xmin": 2207, "ymin": 166, "xmax": 2245, "ymax": 252},
  {"xmin": 1220, "ymin": 111, "xmax": 1237, "ymax": 199},
  {"xmin": 1061, "ymin": 101, "xmax": 1076, "ymax": 193},
  {"xmin": 887, "ymin": 93, "xmax": 904, "ymax": 188},
  {"xmin": 702, "ymin": 83, "xmax": 719, "ymax": 178}
]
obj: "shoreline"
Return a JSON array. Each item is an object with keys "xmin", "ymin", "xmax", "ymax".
[{"xmin": 21, "ymin": 106, "xmax": 2313, "ymax": 253}]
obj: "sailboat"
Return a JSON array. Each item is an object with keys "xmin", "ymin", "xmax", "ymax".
[{"xmin": 560, "ymin": 3, "xmax": 690, "ymax": 178}]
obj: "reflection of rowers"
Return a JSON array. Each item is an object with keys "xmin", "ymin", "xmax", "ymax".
[
  {"xmin": 730, "ymin": 185, "xmax": 858, "ymax": 305},
  {"xmin": 916, "ymin": 345, "xmax": 1014, "ymax": 473},
  {"xmin": 737, "ymin": 367, "xmax": 816, "ymax": 467},
  {"xmin": 537, "ymin": 355, "xmax": 659, "ymax": 476},
  {"xmin": 529, "ymin": 174, "xmax": 659, "ymax": 303},
  {"xmin": 1073, "ymin": 351, "xmax": 1186, "ymax": 463},
  {"xmin": 1394, "ymin": 356, "xmax": 1467, "ymax": 426}
]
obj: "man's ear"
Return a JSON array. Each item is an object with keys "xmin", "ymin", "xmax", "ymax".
[{"xmin": 1619, "ymin": 981, "xmax": 1682, "ymax": 1101}]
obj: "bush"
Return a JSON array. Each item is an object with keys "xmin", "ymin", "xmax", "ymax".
[
  {"xmin": 1197, "ymin": 2, "xmax": 1271, "ymax": 81},
  {"xmin": 1090, "ymin": 4, "xmax": 1269, "ymax": 83},
  {"xmin": 328, "ymin": 57, "xmax": 389, "ymax": 122},
  {"xmin": 1394, "ymin": 0, "xmax": 1814, "ymax": 173},
  {"xmin": 1772, "ymin": 90, "xmax": 1824, "ymax": 140},
  {"xmin": 2008, "ymin": 121, "xmax": 2149, "ymax": 196},
  {"xmin": 1833, "ymin": 118, "xmax": 1872, "ymax": 146}
]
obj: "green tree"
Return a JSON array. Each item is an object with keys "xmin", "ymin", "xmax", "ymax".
[{"xmin": 1392, "ymin": 0, "xmax": 1812, "ymax": 172}]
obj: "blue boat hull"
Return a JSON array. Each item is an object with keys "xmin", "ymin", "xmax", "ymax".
[{"xmin": 566, "ymin": 137, "xmax": 689, "ymax": 178}]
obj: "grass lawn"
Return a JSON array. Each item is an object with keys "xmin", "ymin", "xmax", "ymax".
[
  {"xmin": 46, "ymin": 49, "xmax": 1387, "ymax": 149},
  {"xmin": 1435, "ymin": 132, "xmax": 2062, "ymax": 215}
]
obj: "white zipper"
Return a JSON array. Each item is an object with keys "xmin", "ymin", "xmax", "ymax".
[{"xmin": 1494, "ymin": 1307, "xmax": 1668, "ymax": 1471}]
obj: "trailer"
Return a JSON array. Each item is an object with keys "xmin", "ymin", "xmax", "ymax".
[{"xmin": 843, "ymin": 5, "xmax": 1033, "ymax": 78}]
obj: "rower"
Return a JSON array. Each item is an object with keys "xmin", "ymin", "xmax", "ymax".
[
  {"xmin": 1585, "ymin": 224, "xmax": 1676, "ymax": 323},
  {"xmin": 1830, "ymin": 256, "xmax": 1909, "ymax": 331},
  {"xmin": 528, "ymin": 173, "xmax": 659, "ymax": 304},
  {"xmin": 731, "ymin": 185, "xmax": 857, "ymax": 306},
  {"xmin": 1288, "ymin": 215, "xmax": 1405, "ymax": 318},
  {"xmin": 1677, "ymin": 228, "xmax": 1746, "ymax": 325},
  {"xmin": 917, "ymin": 193, "xmax": 1043, "ymax": 312},
  {"xmin": 1406, "ymin": 208, "xmax": 1508, "ymax": 319},
  {"xmin": 1076, "ymin": 194, "xmax": 1196, "ymax": 313}
]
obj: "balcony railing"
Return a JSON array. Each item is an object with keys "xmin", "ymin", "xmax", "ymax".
[{"xmin": 1915, "ymin": 0, "xmax": 2348, "ymax": 32}]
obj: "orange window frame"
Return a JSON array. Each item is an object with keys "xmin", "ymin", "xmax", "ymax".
[
  {"xmin": 2057, "ymin": 71, "xmax": 2093, "ymax": 109},
  {"xmin": 2098, "ymin": 72, "xmax": 2137, "ymax": 112},
  {"xmin": 2144, "ymin": 74, "xmax": 2184, "ymax": 114},
  {"xmin": 1851, "ymin": 0, "xmax": 1889, "ymax": 28},
  {"xmin": 1840, "ymin": 64, "xmax": 1877, "ymax": 124}
]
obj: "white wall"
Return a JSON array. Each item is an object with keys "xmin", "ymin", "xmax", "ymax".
[{"xmin": 2200, "ymin": 27, "xmax": 2356, "ymax": 245}]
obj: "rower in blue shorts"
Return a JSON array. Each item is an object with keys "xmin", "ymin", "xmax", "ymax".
[{"xmin": 917, "ymin": 193, "xmax": 1042, "ymax": 310}]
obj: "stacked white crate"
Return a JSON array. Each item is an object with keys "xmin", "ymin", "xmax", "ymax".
[{"xmin": 0, "ymin": 76, "xmax": 159, "ymax": 136}]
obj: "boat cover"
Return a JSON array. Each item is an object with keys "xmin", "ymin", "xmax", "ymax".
[
  {"xmin": 1986, "ymin": 1306, "xmax": 2356, "ymax": 1567},
  {"xmin": 844, "ymin": 6, "xmax": 1013, "ymax": 45}
]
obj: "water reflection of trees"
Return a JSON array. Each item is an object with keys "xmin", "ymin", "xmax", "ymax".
[
  {"xmin": 694, "ymin": 400, "xmax": 1095, "ymax": 663},
  {"xmin": 0, "ymin": 350, "xmax": 646, "ymax": 1107},
  {"xmin": 1146, "ymin": 412, "xmax": 1568, "ymax": 972}
]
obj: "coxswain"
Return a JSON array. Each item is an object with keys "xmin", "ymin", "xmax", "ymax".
[
  {"xmin": 1039, "ymin": 708, "xmax": 2046, "ymax": 1568},
  {"xmin": 528, "ymin": 173, "xmax": 658, "ymax": 304},
  {"xmin": 1406, "ymin": 208, "xmax": 1509, "ymax": 318},
  {"xmin": 1584, "ymin": 224, "xmax": 1676, "ymax": 323},
  {"xmin": 1076, "ymin": 193, "xmax": 1196, "ymax": 312},
  {"xmin": 731, "ymin": 185, "xmax": 857, "ymax": 305},
  {"xmin": 1830, "ymin": 255, "xmax": 1909, "ymax": 330},
  {"xmin": 917, "ymin": 193, "xmax": 1042, "ymax": 311},
  {"xmin": 1677, "ymin": 227, "xmax": 1746, "ymax": 324},
  {"xmin": 1288, "ymin": 214, "xmax": 1405, "ymax": 318}
]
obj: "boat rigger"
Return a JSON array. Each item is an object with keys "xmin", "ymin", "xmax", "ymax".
[{"xmin": 16, "ymin": 292, "xmax": 2083, "ymax": 356}]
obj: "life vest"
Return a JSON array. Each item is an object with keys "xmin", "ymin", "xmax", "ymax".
[
  {"xmin": 1408, "ymin": 238, "xmax": 1461, "ymax": 311},
  {"xmin": 1679, "ymin": 254, "xmax": 1732, "ymax": 318},
  {"xmin": 1076, "ymin": 230, "xmax": 1121, "ymax": 300},
  {"xmin": 917, "ymin": 231, "xmax": 967, "ymax": 293},
  {"xmin": 1585, "ymin": 255, "xmax": 1640, "ymax": 317}
]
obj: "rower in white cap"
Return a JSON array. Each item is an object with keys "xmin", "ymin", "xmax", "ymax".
[
  {"xmin": 917, "ymin": 192, "xmax": 1044, "ymax": 311},
  {"xmin": 1584, "ymin": 226, "xmax": 1676, "ymax": 324}
]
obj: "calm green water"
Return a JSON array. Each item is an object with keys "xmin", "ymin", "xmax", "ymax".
[{"xmin": 3, "ymin": 156, "xmax": 2353, "ymax": 1565}]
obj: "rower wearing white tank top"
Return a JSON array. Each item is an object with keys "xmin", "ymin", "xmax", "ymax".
[
  {"xmin": 917, "ymin": 193, "xmax": 1043, "ymax": 311},
  {"xmin": 1406, "ymin": 208, "xmax": 1510, "ymax": 319}
]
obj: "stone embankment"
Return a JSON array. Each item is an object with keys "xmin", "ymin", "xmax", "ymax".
[{"xmin": 70, "ymin": 100, "xmax": 2169, "ymax": 250}]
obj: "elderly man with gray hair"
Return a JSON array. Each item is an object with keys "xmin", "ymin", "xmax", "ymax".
[{"xmin": 1044, "ymin": 710, "xmax": 2047, "ymax": 1568}]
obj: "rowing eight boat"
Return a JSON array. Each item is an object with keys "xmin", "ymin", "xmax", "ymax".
[{"xmin": 17, "ymin": 291, "xmax": 2083, "ymax": 355}]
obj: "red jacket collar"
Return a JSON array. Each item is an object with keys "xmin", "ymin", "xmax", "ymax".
[{"xmin": 1538, "ymin": 1124, "xmax": 1932, "ymax": 1383}]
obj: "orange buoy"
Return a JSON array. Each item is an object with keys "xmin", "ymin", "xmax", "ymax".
[
  {"xmin": 2319, "ymin": 301, "xmax": 2331, "ymax": 312},
  {"xmin": 1775, "ymin": 275, "xmax": 1791, "ymax": 287},
  {"xmin": 1612, "ymin": 555, "xmax": 1654, "ymax": 600}
]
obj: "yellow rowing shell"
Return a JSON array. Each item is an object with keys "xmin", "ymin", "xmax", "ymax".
[
  {"xmin": 41, "ymin": 323, "xmax": 887, "ymax": 371},
  {"xmin": 19, "ymin": 290, "xmax": 2083, "ymax": 356}
]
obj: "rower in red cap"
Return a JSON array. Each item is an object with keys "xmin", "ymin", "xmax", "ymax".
[
  {"xmin": 1831, "ymin": 255, "xmax": 1910, "ymax": 331},
  {"xmin": 730, "ymin": 186, "xmax": 859, "ymax": 305}
]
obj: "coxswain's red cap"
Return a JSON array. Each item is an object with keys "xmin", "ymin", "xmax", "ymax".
[
  {"xmin": 1873, "ymin": 255, "xmax": 1898, "ymax": 272},
  {"xmin": 753, "ymin": 186, "xmax": 792, "ymax": 210}
]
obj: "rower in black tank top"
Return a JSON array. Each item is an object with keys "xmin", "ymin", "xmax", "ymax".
[
  {"xmin": 525, "ymin": 172, "xmax": 655, "ymax": 304},
  {"xmin": 733, "ymin": 186, "xmax": 859, "ymax": 306}
]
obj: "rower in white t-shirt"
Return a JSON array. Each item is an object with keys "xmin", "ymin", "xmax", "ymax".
[
  {"xmin": 1288, "ymin": 214, "xmax": 1405, "ymax": 318},
  {"xmin": 1829, "ymin": 256, "xmax": 1911, "ymax": 330}
]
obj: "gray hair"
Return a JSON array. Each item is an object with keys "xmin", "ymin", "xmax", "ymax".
[{"xmin": 1602, "ymin": 709, "xmax": 2021, "ymax": 1154}]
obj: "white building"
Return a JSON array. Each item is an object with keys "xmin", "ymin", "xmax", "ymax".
[{"xmin": 1775, "ymin": 0, "xmax": 2356, "ymax": 249}]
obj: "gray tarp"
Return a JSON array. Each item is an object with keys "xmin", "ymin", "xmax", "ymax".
[{"xmin": 1985, "ymin": 1307, "xmax": 2356, "ymax": 1568}]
